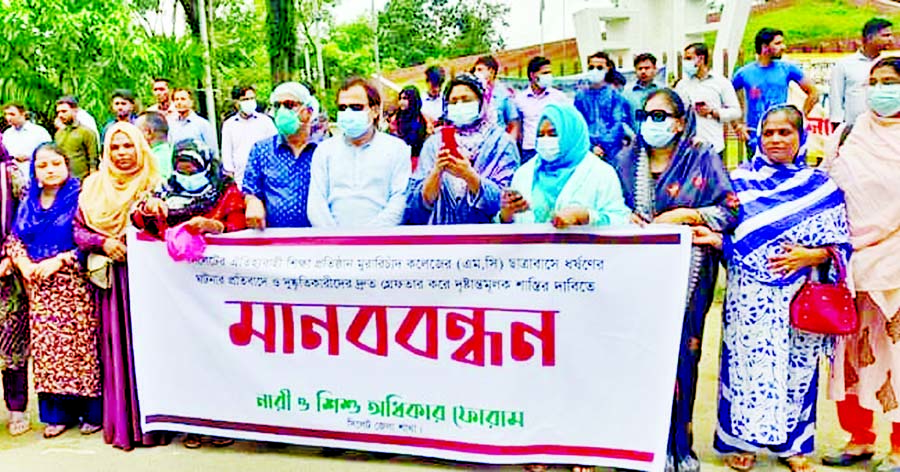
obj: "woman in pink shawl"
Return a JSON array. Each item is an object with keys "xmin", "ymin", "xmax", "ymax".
[{"xmin": 824, "ymin": 56, "xmax": 900, "ymax": 472}]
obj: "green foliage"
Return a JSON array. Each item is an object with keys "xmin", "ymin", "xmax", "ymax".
[
  {"xmin": 740, "ymin": 0, "xmax": 900, "ymax": 58},
  {"xmin": 377, "ymin": 0, "xmax": 509, "ymax": 68},
  {"xmin": 0, "ymin": 0, "xmax": 183, "ymax": 126}
]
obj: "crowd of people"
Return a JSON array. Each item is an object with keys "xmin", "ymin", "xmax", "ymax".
[{"xmin": 0, "ymin": 16, "xmax": 897, "ymax": 472}]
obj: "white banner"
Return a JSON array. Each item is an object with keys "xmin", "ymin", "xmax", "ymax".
[{"xmin": 128, "ymin": 224, "xmax": 692, "ymax": 471}]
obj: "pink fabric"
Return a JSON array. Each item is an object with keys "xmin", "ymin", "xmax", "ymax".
[
  {"xmin": 826, "ymin": 112, "xmax": 900, "ymax": 296},
  {"xmin": 165, "ymin": 223, "xmax": 206, "ymax": 262}
]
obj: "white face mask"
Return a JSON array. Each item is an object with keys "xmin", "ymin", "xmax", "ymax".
[
  {"xmin": 239, "ymin": 99, "xmax": 257, "ymax": 115},
  {"xmin": 447, "ymin": 101, "xmax": 481, "ymax": 126},
  {"xmin": 536, "ymin": 136, "xmax": 561, "ymax": 162},
  {"xmin": 537, "ymin": 73, "xmax": 554, "ymax": 89}
]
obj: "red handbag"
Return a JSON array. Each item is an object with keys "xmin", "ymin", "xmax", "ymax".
[{"xmin": 790, "ymin": 246, "xmax": 858, "ymax": 335}]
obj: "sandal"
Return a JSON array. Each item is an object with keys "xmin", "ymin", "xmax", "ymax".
[
  {"xmin": 183, "ymin": 433, "xmax": 202, "ymax": 449},
  {"xmin": 210, "ymin": 437, "xmax": 234, "ymax": 447},
  {"xmin": 42, "ymin": 424, "xmax": 68, "ymax": 439},
  {"xmin": 79, "ymin": 423, "xmax": 102, "ymax": 435},
  {"xmin": 7, "ymin": 412, "xmax": 30, "ymax": 436},
  {"xmin": 779, "ymin": 455, "xmax": 816, "ymax": 472},
  {"xmin": 724, "ymin": 452, "xmax": 757, "ymax": 472}
]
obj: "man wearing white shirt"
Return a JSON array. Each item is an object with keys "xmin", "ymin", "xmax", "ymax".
[
  {"xmin": 421, "ymin": 65, "xmax": 446, "ymax": 126},
  {"xmin": 830, "ymin": 18, "xmax": 893, "ymax": 128},
  {"xmin": 308, "ymin": 77, "xmax": 411, "ymax": 228},
  {"xmin": 3, "ymin": 103, "xmax": 52, "ymax": 162},
  {"xmin": 675, "ymin": 43, "xmax": 742, "ymax": 156},
  {"xmin": 221, "ymin": 86, "xmax": 276, "ymax": 187}
]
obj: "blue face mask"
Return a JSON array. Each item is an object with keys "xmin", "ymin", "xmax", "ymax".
[
  {"xmin": 683, "ymin": 60, "xmax": 699, "ymax": 78},
  {"xmin": 641, "ymin": 118, "xmax": 678, "ymax": 148},
  {"xmin": 174, "ymin": 170, "xmax": 210, "ymax": 192},
  {"xmin": 867, "ymin": 84, "xmax": 900, "ymax": 117},
  {"xmin": 337, "ymin": 110, "xmax": 372, "ymax": 139}
]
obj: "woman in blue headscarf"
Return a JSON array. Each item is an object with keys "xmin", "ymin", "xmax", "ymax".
[
  {"xmin": 6, "ymin": 143, "xmax": 101, "ymax": 439},
  {"xmin": 613, "ymin": 88, "xmax": 739, "ymax": 472},
  {"xmin": 499, "ymin": 102, "xmax": 629, "ymax": 227},
  {"xmin": 714, "ymin": 105, "xmax": 851, "ymax": 472}
]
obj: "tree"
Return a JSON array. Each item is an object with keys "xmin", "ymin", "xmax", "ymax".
[
  {"xmin": 0, "ymin": 0, "xmax": 184, "ymax": 125},
  {"xmin": 377, "ymin": 0, "xmax": 509, "ymax": 68},
  {"xmin": 267, "ymin": 0, "xmax": 296, "ymax": 83}
]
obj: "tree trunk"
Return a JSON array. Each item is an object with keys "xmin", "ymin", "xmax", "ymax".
[
  {"xmin": 267, "ymin": 0, "xmax": 296, "ymax": 84},
  {"xmin": 178, "ymin": 0, "xmax": 201, "ymax": 38}
]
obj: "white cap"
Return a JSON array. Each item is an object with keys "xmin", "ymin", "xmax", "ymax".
[{"xmin": 269, "ymin": 82, "xmax": 313, "ymax": 108}]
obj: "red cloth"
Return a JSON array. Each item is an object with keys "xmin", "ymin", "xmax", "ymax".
[
  {"xmin": 837, "ymin": 394, "xmax": 900, "ymax": 448},
  {"xmin": 133, "ymin": 184, "xmax": 246, "ymax": 238}
]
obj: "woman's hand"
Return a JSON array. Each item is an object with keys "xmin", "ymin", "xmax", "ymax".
[
  {"xmin": 0, "ymin": 257, "xmax": 12, "ymax": 277},
  {"xmin": 690, "ymin": 226, "xmax": 723, "ymax": 249},
  {"xmin": 103, "ymin": 238, "xmax": 127, "ymax": 262},
  {"xmin": 185, "ymin": 216, "xmax": 225, "ymax": 235},
  {"xmin": 653, "ymin": 208, "xmax": 702, "ymax": 225},
  {"xmin": 142, "ymin": 197, "xmax": 168, "ymax": 219},
  {"xmin": 13, "ymin": 257, "xmax": 36, "ymax": 282},
  {"xmin": 32, "ymin": 256, "xmax": 64, "ymax": 280},
  {"xmin": 499, "ymin": 189, "xmax": 529, "ymax": 223},
  {"xmin": 768, "ymin": 244, "xmax": 830, "ymax": 276},
  {"xmin": 552, "ymin": 207, "xmax": 590, "ymax": 228},
  {"xmin": 630, "ymin": 213, "xmax": 648, "ymax": 226},
  {"xmin": 440, "ymin": 148, "xmax": 480, "ymax": 193}
]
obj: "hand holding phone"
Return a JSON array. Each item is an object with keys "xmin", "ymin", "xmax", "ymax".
[{"xmin": 440, "ymin": 125, "xmax": 463, "ymax": 160}]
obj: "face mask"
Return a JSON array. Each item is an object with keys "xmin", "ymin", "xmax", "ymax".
[
  {"xmin": 239, "ymin": 99, "xmax": 257, "ymax": 115},
  {"xmin": 641, "ymin": 118, "xmax": 678, "ymax": 148},
  {"xmin": 337, "ymin": 109, "xmax": 372, "ymax": 139},
  {"xmin": 867, "ymin": 84, "xmax": 900, "ymax": 117},
  {"xmin": 683, "ymin": 60, "xmax": 699, "ymax": 78},
  {"xmin": 536, "ymin": 136, "xmax": 561, "ymax": 162},
  {"xmin": 537, "ymin": 73, "xmax": 554, "ymax": 89},
  {"xmin": 447, "ymin": 101, "xmax": 481, "ymax": 126},
  {"xmin": 586, "ymin": 68, "xmax": 606, "ymax": 84},
  {"xmin": 274, "ymin": 107, "xmax": 301, "ymax": 136},
  {"xmin": 174, "ymin": 170, "xmax": 210, "ymax": 193}
]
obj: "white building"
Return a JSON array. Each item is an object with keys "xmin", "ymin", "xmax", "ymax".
[{"xmin": 573, "ymin": 0, "xmax": 752, "ymax": 78}]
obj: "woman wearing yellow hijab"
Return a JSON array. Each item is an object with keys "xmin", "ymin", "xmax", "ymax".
[{"xmin": 73, "ymin": 122, "xmax": 169, "ymax": 450}]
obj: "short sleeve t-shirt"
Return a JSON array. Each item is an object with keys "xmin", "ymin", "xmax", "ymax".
[{"xmin": 732, "ymin": 61, "xmax": 805, "ymax": 131}]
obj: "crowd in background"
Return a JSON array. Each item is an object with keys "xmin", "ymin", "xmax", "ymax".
[{"xmin": 0, "ymin": 16, "xmax": 897, "ymax": 472}]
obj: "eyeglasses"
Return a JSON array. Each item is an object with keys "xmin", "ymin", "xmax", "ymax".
[
  {"xmin": 337, "ymin": 104, "xmax": 367, "ymax": 112},
  {"xmin": 636, "ymin": 110, "xmax": 679, "ymax": 122},
  {"xmin": 587, "ymin": 65, "xmax": 606, "ymax": 71},
  {"xmin": 274, "ymin": 101, "xmax": 302, "ymax": 111}
]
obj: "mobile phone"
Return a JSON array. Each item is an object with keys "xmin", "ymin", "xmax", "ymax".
[{"xmin": 439, "ymin": 125, "xmax": 463, "ymax": 159}]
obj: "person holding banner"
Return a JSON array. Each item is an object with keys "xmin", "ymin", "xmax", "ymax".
[
  {"xmin": 133, "ymin": 139, "xmax": 246, "ymax": 240},
  {"xmin": 823, "ymin": 57, "xmax": 900, "ymax": 471},
  {"xmin": 7, "ymin": 143, "xmax": 101, "ymax": 438},
  {"xmin": 498, "ymin": 103, "xmax": 629, "ymax": 226},
  {"xmin": 308, "ymin": 77, "xmax": 411, "ymax": 228},
  {"xmin": 405, "ymin": 73, "xmax": 519, "ymax": 225},
  {"xmin": 714, "ymin": 105, "xmax": 850, "ymax": 472},
  {"xmin": 73, "ymin": 122, "xmax": 168, "ymax": 451},
  {"xmin": 613, "ymin": 88, "xmax": 739, "ymax": 472}
]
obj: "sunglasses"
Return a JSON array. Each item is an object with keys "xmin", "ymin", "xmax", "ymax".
[
  {"xmin": 274, "ymin": 101, "xmax": 302, "ymax": 111},
  {"xmin": 636, "ymin": 110, "xmax": 679, "ymax": 122},
  {"xmin": 587, "ymin": 65, "xmax": 606, "ymax": 71},
  {"xmin": 337, "ymin": 104, "xmax": 367, "ymax": 112}
]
